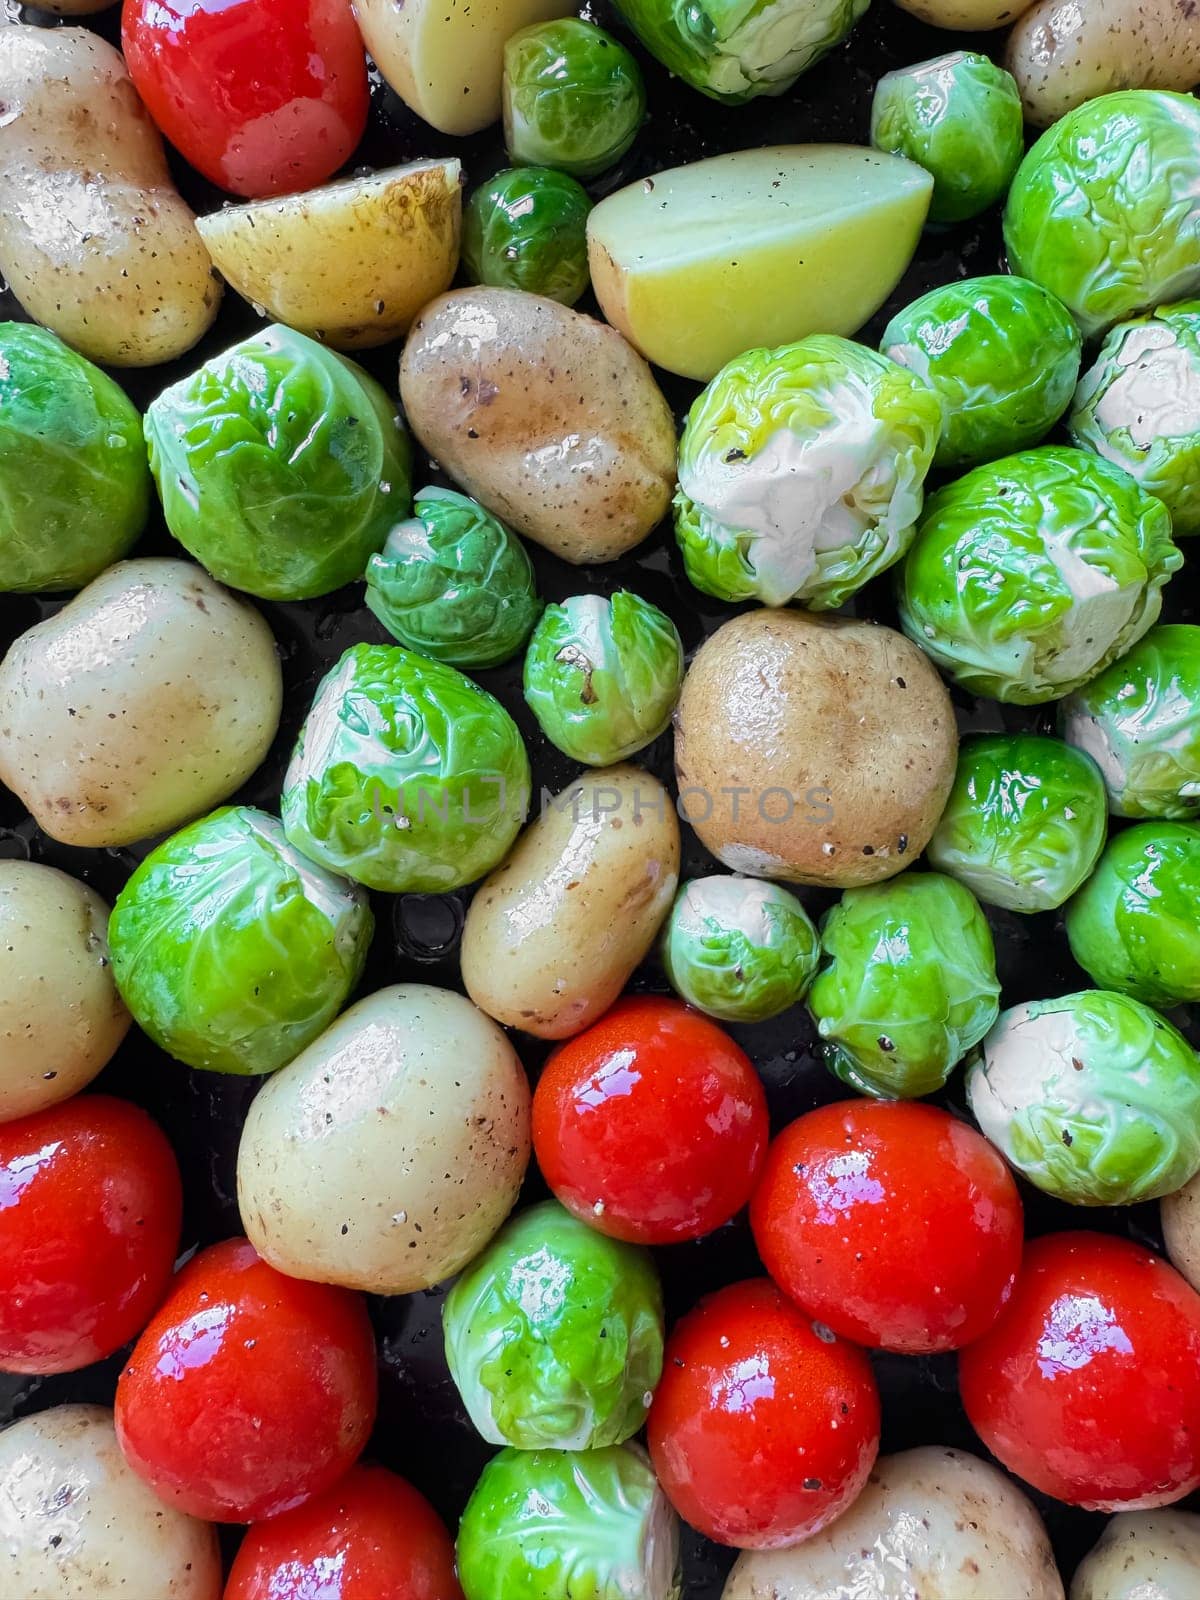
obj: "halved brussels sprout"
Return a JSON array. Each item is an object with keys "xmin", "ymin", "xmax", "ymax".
[
  {"xmin": 660, "ymin": 876, "xmax": 819, "ymax": 1022},
  {"xmin": 870, "ymin": 52, "xmax": 1024, "ymax": 224},
  {"xmin": 967, "ymin": 990, "xmax": 1200, "ymax": 1205},
  {"xmin": 882, "ymin": 276, "xmax": 1081, "ymax": 471},
  {"xmin": 927, "ymin": 733, "xmax": 1108, "ymax": 913},
  {"xmin": 675, "ymin": 335, "xmax": 943, "ymax": 609},
  {"xmin": 808, "ymin": 871, "xmax": 1000, "ymax": 1099},
  {"xmin": 897, "ymin": 446, "xmax": 1180, "ymax": 704},
  {"xmin": 463, "ymin": 167, "xmax": 593, "ymax": 306},
  {"xmin": 503, "ymin": 20, "xmax": 645, "ymax": 180},
  {"xmin": 364, "ymin": 486, "xmax": 541, "ymax": 669},
  {"xmin": 145, "ymin": 324, "xmax": 411, "ymax": 601},
  {"xmin": 108, "ymin": 807, "xmax": 373, "ymax": 1077},
  {"xmin": 281, "ymin": 643, "xmax": 530, "ymax": 893},
  {"xmin": 443, "ymin": 1200, "xmax": 664, "ymax": 1451}
]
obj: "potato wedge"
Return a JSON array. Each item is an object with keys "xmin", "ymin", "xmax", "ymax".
[{"xmin": 891, "ymin": 0, "xmax": 1034, "ymax": 26}]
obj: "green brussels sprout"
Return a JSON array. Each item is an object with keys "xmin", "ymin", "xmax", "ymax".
[
  {"xmin": 870, "ymin": 52, "xmax": 1024, "ymax": 225},
  {"xmin": 882, "ymin": 276, "xmax": 1082, "ymax": 471},
  {"xmin": 443, "ymin": 1200, "xmax": 664, "ymax": 1451},
  {"xmin": 807, "ymin": 871, "xmax": 1001, "ymax": 1100},
  {"xmin": 281, "ymin": 643, "xmax": 529, "ymax": 893},
  {"xmin": 1004, "ymin": 91, "xmax": 1200, "ymax": 339},
  {"xmin": 897, "ymin": 446, "xmax": 1180, "ymax": 705},
  {"xmin": 364, "ymin": 487, "xmax": 541, "ymax": 669},
  {"xmin": 0, "ymin": 322, "xmax": 149, "ymax": 593},
  {"xmin": 145, "ymin": 324, "xmax": 411, "ymax": 601},
  {"xmin": 1065, "ymin": 822, "xmax": 1200, "ymax": 1007},
  {"xmin": 503, "ymin": 20, "xmax": 645, "ymax": 180},
  {"xmin": 660, "ymin": 875, "xmax": 819, "ymax": 1022},
  {"xmin": 523, "ymin": 592, "xmax": 683, "ymax": 766},
  {"xmin": 927, "ymin": 733, "xmax": 1108, "ymax": 914},
  {"xmin": 1060, "ymin": 625, "xmax": 1200, "ymax": 820},
  {"xmin": 462, "ymin": 167, "xmax": 592, "ymax": 306},
  {"xmin": 108, "ymin": 806, "xmax": 372, "ymax": 1077},
  {"xmin": 1069, "ymin": 301, "xmax": 1200, "ymax": 538},
  {"xmin": 457, "ymin": 1443, "xmax": 681, "ymax": 1600},
  {"xmin": 674, "ymin": 335, "xmax": 943, "ymax": 609},
  {"xmin": 967, "ymin": 990, "xmax": 1200, "ymax": 1205}
]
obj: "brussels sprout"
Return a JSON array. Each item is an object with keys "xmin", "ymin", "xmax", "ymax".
[
  {"xmin": 1070, "ymin": 301, "xmax": 1200, "ymax": 538},
  {"xmin": 365, "ymin": 487, "xmax": 541, "ymax": 669},
  {"xmin": 927, "ymin": 734, "xmax": 1108, "ymax": 914},
  {"xmin": 457, "ymin": 1443, "xmax": 681, "ymax": 1600},
  {"xmin": 1060, "ymin": 625, "xmax": 1200, "ymax": 820},
  {"xmin": 281, "ymin": 643, "xmax": 530, "ymax": 893},
  {"xmin": 1066, "ymin": 822, "xmax": 1200, "ymax": 1007},
  {"xmin": 108, "ymin": 807, "xmax": 372, "ymax": 1077},
  {"xmin": 660, "ymin": 875, "xmax": 819, "ymax": 1022},
  {"xmin": 443, "ymin": 1200, "xmax": 664, "ymax": 1451},
  {"xmin": 807, "ymin": 871, "xmax": 1001, "ymax": 1100},
  {"xmin": 674, "ymin": 336, "xmax": 943, "ymax": 609},
  {"xmin": 870, "ymin": 52, "xmax": 1024, "ymax": 224},
  {"xmin": 882, "ymin": 276, "xmax": 1082, "ymax": 471},
  {"xmin": 463, "ymin": 167, "xmax": 592, "ymax": 306},
  {"xmin": 523, "ymin": 592, "xmax": 683, "ymax": 766},
  {"xmin": 0, "ymin": 322, "xmax": 149, "ymax": 593},
  {"xmin": 897, "ymin": 446, "xmax": 1180, "ymax": 705},
  {"xmin": 503, "ymin": 20, "xmax": 645, "ymax": 180},
  {"xmin": 967, "ymin": 990, "xmax": 1200, "ymax": 1205},
  {"xmin": 1004, "ymin": 91, "xmax": 1200, "ymax": 339},
  {"xmin": 145, "ymin": 324, "xmax": 411, "ymax": 601}
]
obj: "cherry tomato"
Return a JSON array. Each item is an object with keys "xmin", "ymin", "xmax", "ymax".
[
  {"xmin": 0, "ymin": 1094, "xmax": 181, "ymax": 1374},
  {"xmin": 646, "ymin": 1278, "xmax": 879, "ymax": 1548},
  {"xmin": 225, "ymin": 1464, "xmax": 462, "ymax": 1600},
  {"xmin": 750, "ymin": 1100, "xmax": 1023, "ymax": 1353},
  {"xmin": 122, "ymin": 0, "xmax": 369, "ymax": 198},
  {"xmin": 116, "ymin": 1238, "xmax": 377, "ymax": 1522},
  {"xmin": 532, "ymin": 997, "xmax": 768, "ymax": 1245},
  {"xmin": 959, "ymin": 1231, "xmax": 1200, "ymax": 1510}
]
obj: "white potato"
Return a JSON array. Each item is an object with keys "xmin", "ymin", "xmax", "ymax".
[
  {"xmin": 0, "ymin": 1405, "xmax": 221, "ymax": 1599},
  {"xmin": 891, "ymin": 0, "xmax": 1035, "ymax": 26},
  {"xmin": 238, "ymin": 984, "xmax": 531, "ymax": 1295},
  {"xmin": 1072, "ymin": 1510, "xmax": 1200, "ymax": 1599},
  {"xmin": 0, "ymin": 558, "xmax": 282, "ymax": 848},
  {"xmin": 1162, "ymin": 1172, "xmax": 1200, "ymax": 1293},
  {"xmin": 461, "ymin": 766, "xmax": 680, "ymax": 1039}
]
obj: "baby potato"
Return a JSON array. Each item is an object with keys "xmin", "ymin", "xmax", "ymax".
[
  {"xmin": 891, "ymin": 0, "xmax": 1034, "ymax": 25},
  {"xmin": 399, "ymin": 287, "xmax": 676, "ymax": 563},
  {"xmin": 0, "ymin": 558, "xmax": 282, "ymax": 849},
  {"xmin": 237, "ymin": 984, "xmax": 531, "ymax": 1295},
  {"xmin": 1072, "ymin": 1511, "xmax": 1200, "ymax": 1599},
  {"xmin": 0, "ymin": 25, "xmax": 220, "ymax": 366},
  {"xmin": 461, "ymin": 765, "xmax": 680, "ymax": 1039},
  {"xmin": 1162, "ymin": 1171, "xmax": 1200, "ymax": 1292}
]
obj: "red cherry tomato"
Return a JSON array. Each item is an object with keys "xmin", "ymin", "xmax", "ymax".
[
  {"xmin": 646, "ymin": 1278, "xmax": 880, "ymax": 1548},
  {"xmin": 224, "ymin": 1464, "xmax": 462, "ymax": 1600},
  {"xmin": 116, "ymin": 1238, "xmax": 377, "ymax": 1522},
  {"xmin": 959, "ymin": 1231, "xmax": 1200, "ymax": 1510},
  {"xmin": 750, "ymin": 1100, "xmax": 1023, "ymax": 1353},
  {"xmin": 0, "ymin": 1094, "xmax": 181, "ymax": 1374},
  {"xmin": 532, "ymin": 997, "xmax": 769, "ymax": 1245},
  {"xmin": 122, "ymin": 0, "xmax": 369, "ymax": 198}
]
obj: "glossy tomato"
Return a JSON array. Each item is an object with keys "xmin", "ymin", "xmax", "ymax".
[
  {"xmin": 750, "ymin": 1099, "xmax": 1023, "ymax": 1353},
  {"xmin": 532, "ymin": 997, "xmax": 768, "ymax": 1245},
  {"xmin": 646, "ymin": 1278, "xmax": 879, "ymax": 1548},
  {"xmin": 0, "ymin": 1095, "xmax": 181, "ymax": 1374},
  {"xmin": 959, "ymin": 1232, "xmax": 1200, "ymax": 1510},
  {"xmin": 122, "ymin": 0, "xmax": 369, "ymax": 198},
  {"xmin": 115, "ymin": 1237, "xmax": 377, "ymax": 1522}
]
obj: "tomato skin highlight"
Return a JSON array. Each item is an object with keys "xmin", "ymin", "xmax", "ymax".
[
  {"xmin": 750, "ymin": 1099, "xmax": 1023, "ymax": 1353},
  {"xmin": 115, "ymin": 1237, "xmax": 377, "ymax": 1523},
  {"xmin": 532, "ymin": 996, "xmax": 768, "ymax": 1245},
  {"xmin": 646, "ymin": 1277, "xmax": 880, "ymax": 1549},
  {"xmin": 959, "ymin": 1231, "xmax": 1200, "ymax": 1510},
  {"xmin": 0, "ymin": 1094, "xmax": 182, "ymax": 1375}
]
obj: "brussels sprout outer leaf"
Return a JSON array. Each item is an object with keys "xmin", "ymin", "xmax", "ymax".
[
  {"xmin": 503, "ymin": 20, "xmax": 645, "ymax": 180},
  {"xmin": 463, "ymin": 167, "xmax": 593, "ymax": 306},
  {"xmin": 660, "ymin": 875, "xmax": 819, "ymax": 1021}
]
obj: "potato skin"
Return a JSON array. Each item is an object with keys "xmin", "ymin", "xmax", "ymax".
[
  {"xmin": 674, "ymin": 609, "xmax": 957, "ymax": 888},
  {"xmin": 1162, "ymin": 1172, "xmax": 1200, "ymax": 1293},
  {"xmin": 399, "ymin": 288, "xmax": 676, "ymax": 564},
  {"xmin": 1071, "ymin": 1510, "xmax": 1200, "ymax": 1599},
  {"xmin": 891, "ymin": 0, "xmax": 1034, "ymax": 25},
  {"xmin": 461, "ymin": 766, "xmax": 681, "ymax": 1039},
  {"xmin": 0, "ymin": 24, "xmax": 220, "ymax": 366}
]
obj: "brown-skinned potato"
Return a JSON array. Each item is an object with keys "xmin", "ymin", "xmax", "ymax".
[{"xmin": 890, "ymin": 0, "xmax": 1034, "ymax": 25}]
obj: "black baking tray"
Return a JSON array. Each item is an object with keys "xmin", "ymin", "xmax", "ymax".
[{"xmin": 1, "ymin": 2, "xmax": 1197, "ymax": 1590}]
